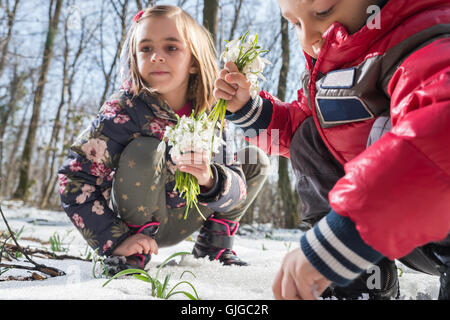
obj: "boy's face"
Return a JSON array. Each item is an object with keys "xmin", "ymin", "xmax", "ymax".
[{"xmin": 278, "ymin": 0, "xmax": 379, "ymax": 58}]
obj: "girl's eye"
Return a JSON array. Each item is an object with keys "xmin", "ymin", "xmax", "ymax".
[
  {"xmin": 167, "ymin": 46, "xmax": 178, "ymax": 52},
  {"xmin": 141, "ymin": 46, "xmax": 151, "ymax": 53},
  {"xmin": 316, "ymin": 6, "xmax": 334, "ymax": 18}
]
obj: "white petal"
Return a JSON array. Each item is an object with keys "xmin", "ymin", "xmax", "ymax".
[{"xmin": 157, "ymin": 141, "xmax": 166, "ymax": 153}]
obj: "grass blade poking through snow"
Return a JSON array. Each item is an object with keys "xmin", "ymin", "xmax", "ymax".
[{"xmin": 102, "ymin": 251, "xmax": 200, "ymax": 300}]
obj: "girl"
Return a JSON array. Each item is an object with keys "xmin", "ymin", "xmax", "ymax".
[
  {"xmin": 216, "ymin": 0, "xmax": 450, "ymax": 299},
  {"xmin": 58, "ymin": 5, "xmax": 270, "ymax": 273}
]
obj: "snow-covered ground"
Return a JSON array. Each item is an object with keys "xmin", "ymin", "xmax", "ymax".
[{"xmin": 0, "ymin": 200, "xmax": 441, "ymax": 300}]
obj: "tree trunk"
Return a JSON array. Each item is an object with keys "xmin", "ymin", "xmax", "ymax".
[
  {"xmin": 4, "ymin": 95, "xmax": 31, "ymax": 196},
  {"xmin": 202, "ymin": 0, "xmax": 219, "ymax": 46},
  {"xmin": 0, "ymin": 0, "xmax": 20, "ymax": 79},
  {"xmin": 228, "ymin": 0, "xmax": 243, "ymax": 41},
  {"xmin": 0, "ymin": 64, "xmax": 27, "ymax": 195},
  {"xmin": 135, "ymin": 0, "xmax": 155, "ymax": 10},
  {"xmin": 0, "ymin": 0, "xmax": 22, "ymax": 189},
  {"xmin": 39, "ymin": 13, "xmax": 70, "ymax": 208},
  {"xmin": 40, "ymin": 7, "xmax": 97, "ymax": 208},
  {"xmin": 277, "ymin": 15, "xmax": 299, "ymax": 229},
  {"xmin": 99, "ymin": 0, "xmax": 129, "ymax": 106},
  {"xmin": 12, "ymin": 0, "xmax": 63, "ymax": 201}
]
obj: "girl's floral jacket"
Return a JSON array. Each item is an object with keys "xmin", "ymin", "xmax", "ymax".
[{"xmin": 58, "ymin": 88, "xmax": 247, "ymax": 256}]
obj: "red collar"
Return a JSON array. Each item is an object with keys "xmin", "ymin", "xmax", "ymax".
[
  {"xmin": 174, "ymin": 101, "xmax": 193, "ymax": 118},
  {"xmin": 304, "ymin": 0, "xmax": 449, "ymax": 74}
]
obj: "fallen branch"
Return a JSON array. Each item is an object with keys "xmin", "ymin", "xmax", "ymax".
[
  {"xmin": 2, "ymin": 243, "xmax": 91, "ymax": 262},
  {"xmin": 0, "ymin": 271, "xmax": 47, "ymax": 282},
  {"xmin": 0, "ymin": 262, "xmax": 55, "ymax": 276},
  {"xmin": 0, "ymin": 204, "xmax": 66, "ymax": 277}
]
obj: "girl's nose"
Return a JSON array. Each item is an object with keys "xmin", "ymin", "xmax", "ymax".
[{"xmin": 150, "ymin": 52, "xmax": 165, "ymax": 63}]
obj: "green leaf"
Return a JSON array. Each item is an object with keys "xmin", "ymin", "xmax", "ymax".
[
  {"xmin": 155, "ymin": 251, "xmax": 191, "ymax": 279},
  {"xmin": 102, "ymin": 268, "xmax": 148, "ymax": 287},
  {"xmin": 159, "ymin": 273, "xmax": 172, "ymax": 298},
  {"xmin": 154, "ymin": 279, "xmax": 163, "ymax": 297},
  {"xmin": 166, "ymin": 280, "xmax": 200, "ymax": 300},
  {"xmin": 166, "ymin": 290, "xmax": 199, "ymax": 300},
  {"xmin": 133, "ymin": 274, "xmax": 153, "ymax": 283},
  {"xmin": 180, "ymin": 270, "xmax": 196, "ymax": 279}
]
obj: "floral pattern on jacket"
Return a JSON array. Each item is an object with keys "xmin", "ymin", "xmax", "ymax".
[{"xmin": 58, "ymin": 89, "xmax": 247, "ymax": 256}]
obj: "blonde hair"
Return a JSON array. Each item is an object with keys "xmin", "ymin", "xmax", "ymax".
[{"xmin": 127, "ymin": 5, "xmax": 218, "ymax": 115}]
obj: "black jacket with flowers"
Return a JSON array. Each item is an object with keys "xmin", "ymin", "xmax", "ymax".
[{"xmin": 58, "ymin": 88, "xmax": 247, "ymax": 256}]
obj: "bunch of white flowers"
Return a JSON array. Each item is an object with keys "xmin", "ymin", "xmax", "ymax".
[
  {"xmin": 210, "ymin": 32, "xmax": 270, "ymax": 139},
  {"xmin": 220, "ymin": 33, "xmax": 271, "ymax": 99},
  {"xmin": 160, "ymin": 112, "xmax": 224, "ymax": 160},
  {"xmin": 158, "ymin": 111, "xmax": 225, "ymax": 220}
]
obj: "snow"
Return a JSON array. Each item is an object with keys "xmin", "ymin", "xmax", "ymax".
[{"xmin": 0, "ymin": 200, "xmax": 441, "ymax": 300}]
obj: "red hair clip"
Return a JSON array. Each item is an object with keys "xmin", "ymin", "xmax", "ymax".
[{"xmin": 133, "ymin": 10, "xmax": 144, "ymax": 22}]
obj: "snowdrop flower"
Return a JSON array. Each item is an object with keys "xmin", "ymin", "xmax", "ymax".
[
  {"xmin": 157, "ymin": 111, "xmax": 225, "ymax": 220},
  {"xmin": 210, "ymin": 31, "xmax": 270, "ymax": 139},
  {"xmin": 218, "ymin": 32, "xmax": 270, "ymax": 100}
]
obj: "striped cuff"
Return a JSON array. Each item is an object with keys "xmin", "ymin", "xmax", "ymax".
[
  {"xmin": 300, "ymin": 210, "xmax": 384, "ymax": 286},
  {"xmin": 225, "ymin": 96, "xmax": 273, "ymax": 137},
  {"xmin": 199, "ymin": 165, "xmax": 221, "ymax": 199}
]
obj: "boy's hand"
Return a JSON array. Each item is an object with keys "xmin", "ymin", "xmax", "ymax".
[
  {"xmin": 214, "ymin": 61, "xmax": 252, "ymax": 113},
  {"xmin": 112, "ymin": 233, "xmax": 158, "ymax": 257},
  {"xmin": 172, "ymin": 149, "xmax": 215, "ymax": 191},
  {"xmin": 272, "ymin": 248, "xmax": 331, "ymax": 300}
]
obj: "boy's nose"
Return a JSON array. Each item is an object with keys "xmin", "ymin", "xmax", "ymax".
[
  {"xmin": 299, "ymin": 26, "xmax": 324, "ymax": 58},
  {"xmin": 311, "ymin": 39, "xmax": 324, "ymax": 57}
]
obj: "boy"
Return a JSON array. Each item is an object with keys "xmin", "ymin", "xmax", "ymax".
[{"xmin": 214, "ymin": 0, "xmax": 450, "ymax": 299}]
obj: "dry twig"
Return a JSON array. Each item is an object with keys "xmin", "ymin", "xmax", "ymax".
[{"xmin": 0, "ymin": 204, "xmax": 66, "ymax": 277}]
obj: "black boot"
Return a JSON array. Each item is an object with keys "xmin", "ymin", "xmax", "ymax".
[
  {"xmin": 193, "ymin": 215, "xmax": 248, "ymax": 266},
  {"xmin": 399, "ymin": 242, "xmax": 450, "ymax": 300},
  {"xmin": 103, "ymin": 253, "xmax": 151, "ymax": 276},
  {"xmin": 429, "ymin": 245, "xmax": 450, "ymax": 300},
  {"xmin": 103, "ymin": 221, "xmax": 160, "ymax": 276},
  {"xmin": 321, "ymin": 258, "xmax": 400, "ymax": 300}
]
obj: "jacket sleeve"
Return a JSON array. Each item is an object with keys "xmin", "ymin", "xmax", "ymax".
[
  {"xmin": 58, "ymin": 93, "xmax": 139, "ymax": 256},
  {"xmin": 197, "ymin": 120, "xmax": 247, "ymax": 212},
  {"xmin": 225, "ymin": 89, "xmax": 311, "ymax": 158},
  {"xmin": 328, "ymin": 38, "xmax": 450, "ymax": 260}
]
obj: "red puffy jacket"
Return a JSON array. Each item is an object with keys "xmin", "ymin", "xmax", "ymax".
[{"xmin": 248, "ymin": 0, "xmax": 450, "ymax": 259}]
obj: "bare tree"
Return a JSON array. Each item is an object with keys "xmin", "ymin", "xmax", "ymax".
[
  {"xmin": 228, "ymin": 0, "xmax": 243, "ymax": 41},
  {"xmin": 0, "ymin": 0, "xmax": 20, "ymax": 79},
  {"xmin": 276, "ymin": 14, "xmax": 299, "ymax": 229},
  {"xmin": 98, "ymin": 0, "xmax": 130, "ymax": 106},
  {"xmin": 13, "ymin": 0, "xmax": 63, "ymax": 201},
  {"xmin": 3, "ymin": 80, "xmax": 34, "ymax": 197},
  {"xmin": 0, "ymin": 63, "xmax": 27, "ymax": 194},
  {"xmin": 202, "ymin": 0, "xmax": 219, "ymax": 45},
  {"xmin": 135, "ymin": 0, "xmax": 155, "ymax": 10},
  {"xmin": 39, "ymin": 3, "xmax": 97, "ymax": 208}
]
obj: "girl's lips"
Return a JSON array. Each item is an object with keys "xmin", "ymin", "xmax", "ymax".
[{"xmin": 151, "ymin": 71, "xmax": 169, "ymax": 76}]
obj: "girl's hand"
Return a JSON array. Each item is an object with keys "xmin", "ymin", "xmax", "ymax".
[
  {"xmin": 172, "ymin": 149, "xmax": 215, "ymax": 190},
  {"xmin": 112, "ymin": 233, "xmax": 159, "ymax": 257},
  {"xmin": 213, "ymin": 61, "xmax": 252, "ymax": 113}
]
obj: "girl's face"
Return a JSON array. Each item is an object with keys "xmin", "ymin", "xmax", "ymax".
[
  {"xmin": 135, "ymin": 16, "xmax": 196, "ymax": 109},
  {"xmin": 278, "ymin": 0, "xmax": 379, "ymax": 58}
]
